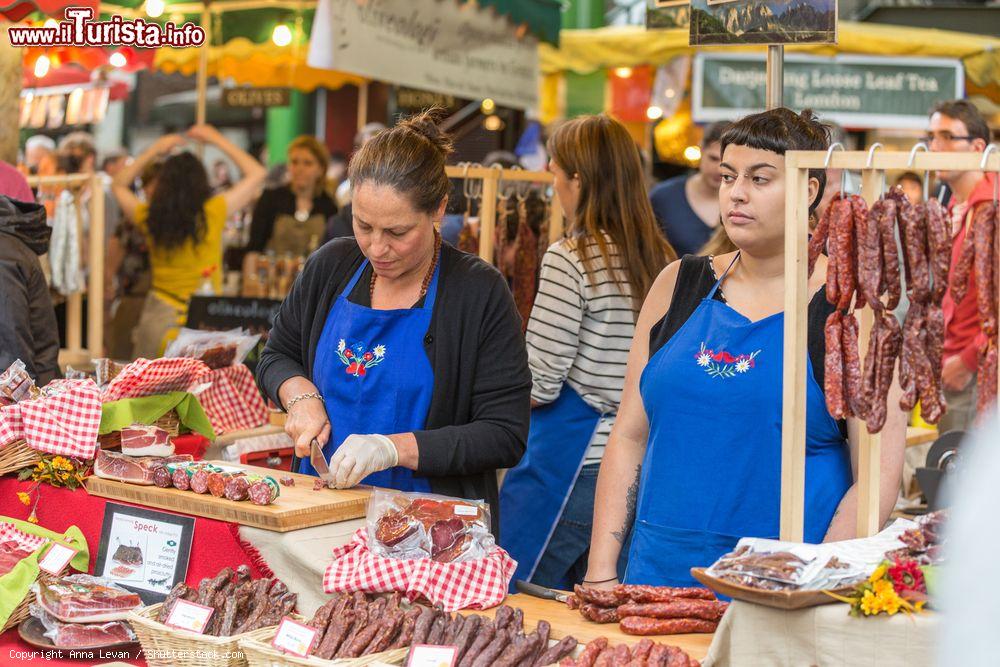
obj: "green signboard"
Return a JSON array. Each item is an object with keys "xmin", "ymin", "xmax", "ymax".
[{"xmin": 693, "ymin": 53, "xmax": 964, "ymax": 129}]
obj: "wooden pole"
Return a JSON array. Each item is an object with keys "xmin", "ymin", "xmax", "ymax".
[
  {"xmin": 196, "ymin": 4, "xmax": 211, "ymax": 129},
  {"xmin": 87, "ymin": 174, "xmax": 105, "ymax": 361},
  {"xmin": 478, "ymin": 170, "xmax": 499, "ymax": 263},
  {"xmin": 357, "ymin": 82, "xmax": 369, "ymax": 132},
  {"xmin": 779, "ymin": 151, "xmax": 809, "ymax": 542},
  {"xmin": 765, "ymin": 45, "xmax": 783, "ymax": 110},
  {"xmin": 855, "ymin": 167, "xmax": 884, "ymax": 537}
]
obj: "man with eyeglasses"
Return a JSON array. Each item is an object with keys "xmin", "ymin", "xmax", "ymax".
[{"xmin": 928, "ymin": 100, "xmax": 994, "ymax": 433}]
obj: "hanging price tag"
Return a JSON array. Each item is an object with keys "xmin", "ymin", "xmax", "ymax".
[
  {"xmin": 164, "ymin": 599, "xmax": 214, "ymax": 634},
  {"xmin": 407, "ymin": 645, "xmax": 458, "ymax": 667},
  {"xmin": 271, "ymin": 617, "xmax": 320, "ymax": 657},
  {"xmin": 37, "ymin": 542, "xmax": 78, "ymax": 576}
]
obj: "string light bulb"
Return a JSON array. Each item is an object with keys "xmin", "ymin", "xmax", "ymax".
[
  {"xmin": 481, "ymin": 98, "xmax": 495, "ymax": 114},
  {"xmin": 34, "ymin": 54, "xmax": 50, "ymax": 78},
  {"xmin": 646, "ymin": 106, "xmax": 664, "ymax": 121},
  {"xmin": 145, "ymin": 0, "xmax": 165, "ymax": 18},
  {"xmin": 271, "ymin": 23, "xmax": 292, "ymax": 47},
  {"xmin": 109, "ymin": 51, "xmax": 127, "ymax": 68},
  {"xmin": 684, "ymin": 145, "xmax": 702, "ymax": 162}
]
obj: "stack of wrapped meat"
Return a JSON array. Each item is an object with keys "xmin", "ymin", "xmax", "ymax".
[
  {"xmin": 568, "ymin": 585, "xmax": 726, "ymax": 637},
  {"xmin": 31, "ymin": 574, "xmax": 143, "ymax": 648}
]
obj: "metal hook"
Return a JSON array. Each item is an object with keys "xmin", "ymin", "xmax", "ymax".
[
  {"xmin": 460, "ymin": 162, "xmax": 472, "ymax": 201},
  {"xmin": 823, "ymin": 142, "xmax": 844, "ymax": 168},
  {"xmin": 866, "ymin": 142, "xmax": 886, "ymax": 195},
  {"xmin": 983, "ymin": 144, "xmax": 999, "ymax": 205},
  {"xmin": 907, "ymin": 143, "xmax": 929, "ymax": 202}
]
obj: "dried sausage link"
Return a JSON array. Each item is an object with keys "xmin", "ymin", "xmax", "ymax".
[
  {"xmin": 841, "ymin": 313, "xmax": 866, "ymax": 419},
  {"xmin": 824, "ymin": 311, "xmax": 846, "ymax": 419},
  {"xmin": 925, "ymin": 197, "xmax": 950, "ymax": 303}
]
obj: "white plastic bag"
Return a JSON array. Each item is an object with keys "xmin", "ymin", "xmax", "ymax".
[{"xmin": 163, "ymin": 327, "xmax": 261, "ymax": 369}]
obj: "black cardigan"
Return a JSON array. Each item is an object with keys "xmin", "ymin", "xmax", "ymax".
[{"xmin": 256, "ymin": 238, "xmax": 531, "ymax": 535}]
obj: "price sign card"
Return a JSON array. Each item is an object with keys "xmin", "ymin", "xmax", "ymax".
[
  {"xmin": 165, "ymin": 599, "xmax": 214, "ymax": 634},
  {"xmin": 94, "ymin": 503, "xmax": 194, "ymax": 604},
  {"xmin": 407, "ymin": 645, "xmax": 458, "ymax": 667},
  {"xmin": 271, "ymin": 617, "xmax": 320, "ymax": 657},
  {"xmin": 37, "ymin": 542, "xmax": 78, "ymax": 576}
]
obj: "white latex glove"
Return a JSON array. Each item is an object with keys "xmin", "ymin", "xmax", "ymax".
[{"xmin": 329, "ymin": 434, "xmax": 399, "ymax": 488}]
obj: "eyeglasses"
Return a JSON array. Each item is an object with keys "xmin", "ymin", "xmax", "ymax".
[{"xmin": 923, "ymin": 132, "xmax": 974, "ymax": 145}]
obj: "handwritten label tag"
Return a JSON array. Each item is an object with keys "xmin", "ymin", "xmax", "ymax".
[
  {"xmin": 164, "ymin": 599, "xmax": 214, "ymax": 634},
  {"xmin": 453, "ymin": 505, "xmax": 478, "ymax": 517},
  {"xmin": 271, "ymin": 617, "xmax": 319, "ymax": 657},
  {"xmin": 37, "ymin": 542, "xmax": 78, "ymax": 576},
  {"xmin": 407, "ymin": 645, "xmax": 458, "ymax": 667}
]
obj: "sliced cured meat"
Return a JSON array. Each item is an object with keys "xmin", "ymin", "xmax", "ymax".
[
  {"xmin": 171, "ymin": 468, "xmax": 191, "ymax": 491},
  {"xmin": 119, "ymin": 423, "xmax": 174, "ymax": 457},
  {"xmin": 207, "ymin": 472, "xmax": 228, "ymax": 498},
  {"xmin": 37, "ymin": 575, "xmax": 143, "ymax": 623},
  {"xmin": 94, "ymin": 450, "xmax": 192, "ymax": 485},
  {"xmin": 224, "ymin": 475, "xmax": 250, "ymax": 501},
  {"xmin": 248, "ymin": 479, "xmax": 276, "ymax": 506}
]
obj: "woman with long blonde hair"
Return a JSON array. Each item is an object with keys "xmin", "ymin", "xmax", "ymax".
[{"xmin": 500, "ymin": 115, "xmax": 675, "ymax": 590}]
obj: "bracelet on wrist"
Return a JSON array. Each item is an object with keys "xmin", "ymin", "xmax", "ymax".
[
  {"xmin": 285, "ymin": 391, "xmax": 323, "ymax": 411},
  {"xmin": 582, "ymin": 576, "xmax": 618, "ymax": 585}
]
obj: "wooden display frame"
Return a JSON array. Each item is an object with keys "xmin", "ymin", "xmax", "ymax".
[
  {"xmin": 781, "ymin": 147, "xmax": 1000, "ymax": 541},
  {"xmin": 444, "ymin": 164, "xmax": 565, "ymax": 263},
  {"xmin": 27, "ymin": 173, "xmax": 105, "ymax": 368}
]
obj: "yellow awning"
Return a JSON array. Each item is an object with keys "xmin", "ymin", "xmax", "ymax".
[
  {"xmin": 539, "ymin": 22, "xmax": 1000, "ymax": 89},
  {"xmin": 154, "ymin": 38, "xmax": 366, "ymax": 93}
]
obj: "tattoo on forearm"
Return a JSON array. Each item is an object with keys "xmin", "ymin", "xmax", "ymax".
[{"xmin": 612, "ymin": 465, "xmax": 641, "ymax": 545}]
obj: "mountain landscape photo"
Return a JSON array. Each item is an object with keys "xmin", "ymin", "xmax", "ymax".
[{"xmin": 690, "ymin": 0, "xmax": 836, "ymax": 45}]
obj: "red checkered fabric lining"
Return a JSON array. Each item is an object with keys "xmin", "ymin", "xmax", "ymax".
[
  {"xmin": 200, "ymin": 365, "xmax": 269, "ymax": 435},
  {"xmin": 100, "ymin": 358, "xmax": 267, "ymax": 435},
  {"xmin": 0, "ymin": 521, "xmax": 48, "ymax": 551},
  {"xmin": 323, "ymin": 528, "xmax": 516, "ymax": 612},
  {"xmin": 15, "ymin": 379, "xmax": 101, "ymax": 458},
  {"xmin": 0, "ymin": 403, "xmax": 24, "ymax": 447}
]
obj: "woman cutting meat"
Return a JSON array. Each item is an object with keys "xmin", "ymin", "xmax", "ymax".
[
  {"xmin": 583, "ymin": 108, "xmax": 907, "ymax": 588},
  {"xmin": 256, "ymin": 111, "xmax": 531, "ymax": 533},
  {"xmin": 500, "ymin": 115, "xmax": 674, "ymax": 589}
]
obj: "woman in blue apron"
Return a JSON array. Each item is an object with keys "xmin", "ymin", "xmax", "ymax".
[
  {"xmin": 256, "ymin": 111, "xmax": 532, "ymax": 533},
  {"xmin": 581, "ymin": 108, "xmax": 907, "ymax": 589},
  {"xmin": 500, "ymin": 115, "xmax": 674, "ymax": 589}
]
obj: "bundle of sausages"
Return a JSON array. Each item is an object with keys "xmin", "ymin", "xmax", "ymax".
[
  {"xmin": 305, "ymin": 597, "xmax": 579, "ymax": 666},
  {"xmin": 949, "ymin": 201, "xmax": 999, "ymax": 415},
  {"xmin": 158, "ymin": 565, "xmax": 296, "ymax": 636},
  {"xmin": 559, "ymin": 637, "xmax": 699, "ymax": 667},
  {"xmin": 813, "ymin": 190, "xmax": 953, "ymax": 431},
  {"xmin": 568, "ymin": 585, "xmax": 726, "ymax": 637}
]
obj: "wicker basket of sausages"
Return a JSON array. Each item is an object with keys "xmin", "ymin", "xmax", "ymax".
[{"xmin": 129, "ymin": 565, "xmax": 295, "ymax": 667}]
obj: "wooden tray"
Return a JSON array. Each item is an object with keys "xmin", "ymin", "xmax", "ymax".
[
  {"xmin": 18, "ymin": 615, "xmax": 141, "ymax": 656},
  {"xmin": 691, "ymin": 568, "xmax": 852, "ymax": 610},
  {"xmin": 481, "ymin": 594, "xmax": 713, "ymax": 661},
  {"xmin": 85, "ymin": 461, "xmax": 371, "ymax": 532}
]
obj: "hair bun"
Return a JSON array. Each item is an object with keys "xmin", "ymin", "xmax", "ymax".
[{"xmin": 399, "ymin": 108, "xmax": 454, "ymax": 158}]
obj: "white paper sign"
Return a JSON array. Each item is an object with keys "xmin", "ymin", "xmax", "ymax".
[
  {"xmin": 98, "ymin": 506, "xmax": 193, "ymax": 599},
  {"xmin": 271, "ymin": 617, "xmax": 320, "ymax": 657},
  {"xmin": 453, "ymin": 505, "xmax": 478, "ymax": 517},
  {"xmin": 407, "ymin": 645, "xmax": 458, "ymax": 667},
  {"xmin": 37, "ymin": 542, "xmax": 77, "ymax": 576},
  {"xmin": 165, "ymin": 599, "xmax": 214, "ymax": 634},
  {"xmin": 308, "ymin": 0, "xmax": 539, "ymax": 110}
]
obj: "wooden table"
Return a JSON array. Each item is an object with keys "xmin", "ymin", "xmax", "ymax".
[
  {"xmin": 906, "ymin": 426, "xmax": 937, "ymax": 447},
  {"xmin": 482, "ymin": 594, "xmax": 713, "ymax": 661}
]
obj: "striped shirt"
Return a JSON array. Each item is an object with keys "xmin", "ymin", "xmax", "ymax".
[{"xmin": 526, "ymin": 236, "xmax": 636, "ymax": 464}]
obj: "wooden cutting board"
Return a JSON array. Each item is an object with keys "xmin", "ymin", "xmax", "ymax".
[
  {"xmin": 85, "ymin": 461, "xmax": 371, "ymax": 532},
  {"xmin": 482, "ymin": 594, "xmax": 713, "ymax": 660}
]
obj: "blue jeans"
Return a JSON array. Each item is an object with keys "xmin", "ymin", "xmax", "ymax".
[{"xmin": 531, "ymin": 464, "xmax": 630, "ymax": 590}]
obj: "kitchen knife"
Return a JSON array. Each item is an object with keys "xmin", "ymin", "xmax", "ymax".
[
  {"xmin": 310, "ymin": 439, "xmax": 335, "ymax": 487},
  {"xmin": 515, "ymin": 580, "xmax": 569, "ymax": 603}
]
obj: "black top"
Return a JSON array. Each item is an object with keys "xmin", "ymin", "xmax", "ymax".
[
  {"xmin": 0, "ymin": 196, "xmax": 59, "ymax": 385},
  {"xmin": 256, "ymin": 238, "xmax": 532, "ymax": 536},
  {"xmin": 649, "ymin": 255, "xmax": 837, "ymax": 393},
  {"xmin": 248, "ymin": 186, "xmax": 338, "ymax": 253},
  {"xmin": 649, "ymin": 175, "xmax": 715, "ymax": 257}
]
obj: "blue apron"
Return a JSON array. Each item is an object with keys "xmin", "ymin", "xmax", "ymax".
[
  {"xmin": 302, "ymin": 259, "xmax": 440, "ymax": 492},
  {"xmin": 625, "ymin": 257, "xmax": 852, "ymax": 587},
  {"xmin": 499, "ymin": 385, "xmax": 601, "ymax": 586}
]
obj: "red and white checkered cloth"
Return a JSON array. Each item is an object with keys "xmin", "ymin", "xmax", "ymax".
[
  {"xmin": 0, "ymin": 403, "xmax": 23, "ymax": 448},
  {"xmin": 0, "ymin": 379, "xmax": 102, "ymax": 458},
  {"xmin": 100, "ymin": 358, "xmax": 267, "ymax": 435},
  {"xmin": 24, "ymin": 379, "xmax": 101, "ymax": 458},
  {"xmin": 199, "ymin": 365, "xmax": 269, "ymax": 435},
  {"xmin": 323, "ymin": 528, "xmax": 517, "ymax": 612},
  {"xmin": 0, "ymin": 521, "xmax": 48, "ymax": 552}
]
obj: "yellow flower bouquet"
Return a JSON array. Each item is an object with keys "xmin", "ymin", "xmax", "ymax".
[{"xmin": 827, "ymin": 559, "xmax": 931, "ymax": 617}]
